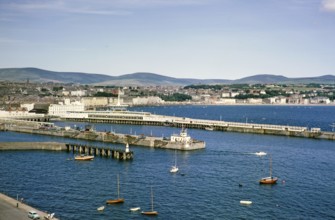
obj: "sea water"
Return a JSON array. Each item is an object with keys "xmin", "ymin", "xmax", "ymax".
[{"xmin": 0, "ymin": 105, "xmax": 335, "ymax": 219}]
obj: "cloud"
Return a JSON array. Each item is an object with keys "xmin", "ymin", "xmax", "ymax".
[{"xmin": 321, "ymin": 0, "xmax": 335, "ymax": 12}]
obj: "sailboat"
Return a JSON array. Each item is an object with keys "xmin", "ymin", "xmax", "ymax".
[
  {"xmin": 141, "ymin": 187, "xmax": 158, "ymax": 216},
  {"xmin": 106, "ymin": 174, "xmax": 125, "ymax": 204},
  {"xmin": 259, "ymin": 154, "xmax": 278, "ymax": 184},
  {"xmin": 170, "ymin": 150, "xmax": 179, "ymax": 173}
]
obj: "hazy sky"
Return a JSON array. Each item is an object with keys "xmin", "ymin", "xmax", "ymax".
[{"xmin": 0, "ymin": 0, "xmax": 334, "ymax": 79}]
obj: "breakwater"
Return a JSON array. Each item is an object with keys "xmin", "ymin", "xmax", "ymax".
[
  {"xmin": 0, "ymin": 119, "xmax": 205, "ymax": 150},
  {"xmin": 61, "ymin": 112, "xmax": 335, "ymax": 141},
  {"xmin": 0, "ymin": 142, "xmax": 133, "ymax": 160},
  {"xmin": 0, "ymin": 142, "xmax": 66, "ymax": 151}
]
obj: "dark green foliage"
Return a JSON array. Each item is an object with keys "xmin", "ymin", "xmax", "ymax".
[
  {"xmin": 93, "ymin": 92, "xmax": 117, "ymax": 97},
  {"xmin": 159, "ymin": 93, "xmax": 192, "ymax": 101}
]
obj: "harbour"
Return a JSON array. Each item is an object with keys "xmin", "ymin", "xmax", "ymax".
[{"xmin": 1, "ymin": 105, "xmax": 335, "ymax": 219}]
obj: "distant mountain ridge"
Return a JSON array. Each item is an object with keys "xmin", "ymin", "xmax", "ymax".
[{"xmin": 0, "ymin": 67, "xmax": 334, "ymax": 86}]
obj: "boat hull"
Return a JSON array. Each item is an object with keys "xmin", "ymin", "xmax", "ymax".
[
  {"xmin": 74, "ymin": 155, "xmax": 94, "ymax": 161},
  {"xmin": 97, "ymin": 206, "xmax": 105, "ymax": 211},
  {"xmin": 240, "ymin": 200, "xmax": 252, "ymax": 205},
  {"xmin": 170, "ymin": 166, "xmax": 179, "ymax": 173},
  {"xmin": 106, "ymin": 198, "xmax": 124, "ymax": 204},
  {"xmin": 163, "ymin": 141, "xmax": 205, "ymax": 150},
  {"xmin": 130, "ymin": 207, "xmax": 141, "ymax": 212},
  {"xmin": 141, "ymin": 211, "xmax": 158, "ymax": 215},
  {"xmin": 259, "ymin": 177, "xmax": 278, "ymax": 184}
]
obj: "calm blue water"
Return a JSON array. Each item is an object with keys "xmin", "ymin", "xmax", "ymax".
[{"xmin": 1, "ymin": 105, "xmax": 335, "ymax": 219}]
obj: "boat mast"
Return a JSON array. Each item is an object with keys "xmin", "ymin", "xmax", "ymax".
[
  {"xmin": 117, "ymin": 174, "xmax": 120, "ymax": 198},
  {"xmin": 269, "ymin": 155, "xmax": 272, "ymax": 177},
  {"xmin": 151, "ymin": 187, "xmax": 154, "ymax": 211}
]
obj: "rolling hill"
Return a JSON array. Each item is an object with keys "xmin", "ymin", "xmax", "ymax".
[{"xmin": 0, "ymin": 67, "xmax": 334, "ymax": 86}]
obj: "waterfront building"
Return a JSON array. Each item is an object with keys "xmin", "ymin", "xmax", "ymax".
[
  {"xmin": 0, "ymin": 110, "xmax": 45, "ymax": 119},
  {"xmin": 132, "ymin": 96, "xmax": 164, "ymax": 106},
  {"xmin": 81, "ymin": 97, "xmax": 109, "ymax": 107},
  {"xmin": 48, "ymin": 99, "xmax": 84, "ymax": 117}
]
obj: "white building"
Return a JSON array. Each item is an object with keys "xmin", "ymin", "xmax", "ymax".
[
  {"xmin": 0, "ymin": 110, "xmax": 45, "ymax": 119},
  {"xmin": 216, "ymin": 98, "xmax": 236, "ymax": 104},
  {"xmin": 48, "ymin": 100, "xmax": 85, "ymax": 117},
  {"xmin": 20, "ymin": 103, "xmax": 35, "ymax": 112},
  {"xmin": 81, "ymin": 97, "xmax": 109, "ymax": 107},
  {"xmin": 71, "ymin": 90, "xmax": 86, "ymax": 96},
  {"xmin": 132, "ymin": 96, "xmax": 164, "ymax": 106}
]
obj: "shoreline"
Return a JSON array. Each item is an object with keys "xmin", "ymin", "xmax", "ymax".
[{"xmin": 0, "ymin": 192, "xmax": 59, "ymax": 220}]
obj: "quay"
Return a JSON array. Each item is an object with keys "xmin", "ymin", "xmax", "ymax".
[
  {"xmin": 0, "ymin": 142, "xmax": 133, "ymax": 161},
  {"xmin": 60, "ymin": 110, "xmax": 335, "ymax": 141},
  {"xmin": 0, "ymin": 118, "xmax": 206, "ymax": 150},
  {"xmin": 0, "ymin": 192, "xmax": 59, "ymax": 220}
]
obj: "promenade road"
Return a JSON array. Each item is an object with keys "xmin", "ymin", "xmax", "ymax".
[{"xmin": 0, "ymin": 193, "xmax": 58, "ymax": 220}]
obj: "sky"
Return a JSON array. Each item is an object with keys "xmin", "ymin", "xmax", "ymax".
[{"xmin": 0, "ymin": 0, "xmax": 335, "ymax": 80}]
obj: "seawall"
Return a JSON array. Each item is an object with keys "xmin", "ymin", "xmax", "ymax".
[{"xmin": 0, "ymin": 142, "xmax": 66, "ymax": 151}]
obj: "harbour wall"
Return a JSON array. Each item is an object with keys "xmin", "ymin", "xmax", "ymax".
[
  {"xmin": 0, "ymin": 142, "xmax": 66, "ymax": 151},
  {"xmin": 0, "ymin": 142, "xmax": 133, "ymax": 160},
  {"xmin": 61, "ymin": 117, "xmax": 335, "ymax": 141},
  {"xmin": 0, "ymin": 119, "xmax": 205, "ymax": 150}
]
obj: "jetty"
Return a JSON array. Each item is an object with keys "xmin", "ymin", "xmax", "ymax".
[
  {"xmin": 0, "ymin": 118, "xmax": 206, "ymax": 150},
  {"xmin": 60, "ymin": 110, "xmax": 335, "ymax": 141},
  {"xmin": 1, "ymin": 110, "xmax": 335, "ymax": 142},
  {"xmin": 0, "ymin": 142, "xmax": 133, "ymax": 160}
]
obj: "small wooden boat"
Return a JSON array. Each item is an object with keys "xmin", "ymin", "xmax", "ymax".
[
  {"xmin": 97, "ymin": 206, "xmax": 105, "ymax": 211},
  {"xmin": 141, "ymin": 187, "xmax": 158, "ymax": 216},
  {"xmin": 259, "ymin": 154, "xmax": 278, "ymax": 184},
  {"xmin": 240, "ymin": 200, "xmax": 252, "ymax": 205},
  {"xmin": 129, "ymin": 207, "xmax": 141, "ymax": 212},
  {"xmin": 74, "ymin": 155, "xmax": 94, "ymax": 161},
  {"xmin": 106, "ymin": 174, "xmax": 125, "ymax": 204}
]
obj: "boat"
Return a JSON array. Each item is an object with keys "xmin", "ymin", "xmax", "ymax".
[
  {"xmin": 164, "ymin": 126, "xmax": 206, "ymax": 150},
  {"xmin": 97, "ymin": 206, "xmax": 105, "ymax": 211},
  {"xmin": 259, "ymin": 154, "xmax": 278, "ymax": 184},
  {"xmin": 240, "ymin": 200, "xmax": 252, "ymax": 205},
  {"xmin": 170, "ymin": 150, "xmax": 179, "ymax": 173},
  {"xmin": 141, "ymin": 187, "xmax": 158, "ymax": 216},
  {"xmin": 106, "ymin": 174, "xmax": 125, "ymax": 204},
  {"xmin": 255, "ymin": 151, "xmax": 267, "ymax": 156},
  {"xmin": 205, "ymin": 126, "xmax": 214, "ymax": 131},
  {"xmin": 74, "ymin": 154, "xmax": 94, "ymax": 161},
  {"xmin": 129, "ymin": 207, "xmax": 141, "ymax": 212}
]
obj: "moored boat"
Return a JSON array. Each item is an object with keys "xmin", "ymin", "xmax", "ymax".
[
  {"xmin": 97, "ymin": 206, "xmax": 105, "ymax": 211},
  {"xmin": 129, "ymin": 207, "xmax": 141, "ymax": 212},
  {"xmin": 240, "ymin": 200, "xmax": 252, "ymax": 205},
  {"xmin": 164, "ymin": 127, "xmax": 205, "ymax": 150},
  {"xmin": 141, "ymin": 187, "xmax": 158, "ymax": 216},
  {"xmin": 259, "ymin": 154, "xmax": 278, "ymax": 184},
  {"xmin": 106, "ymin": 174, "xmax": 125, "ymax": 204},
  {"xmin": 74, "ymin": 155, "xmax": 94, "ymax": 161}
]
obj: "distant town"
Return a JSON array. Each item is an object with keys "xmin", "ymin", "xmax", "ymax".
[{"xmin": 0, "ymin": 81, "xmax": 335, "ymax": 116}]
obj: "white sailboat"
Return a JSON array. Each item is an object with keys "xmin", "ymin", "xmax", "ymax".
[{"xmin": 170, "ymin": 150, "xmax": 179, "ymax": 173}]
